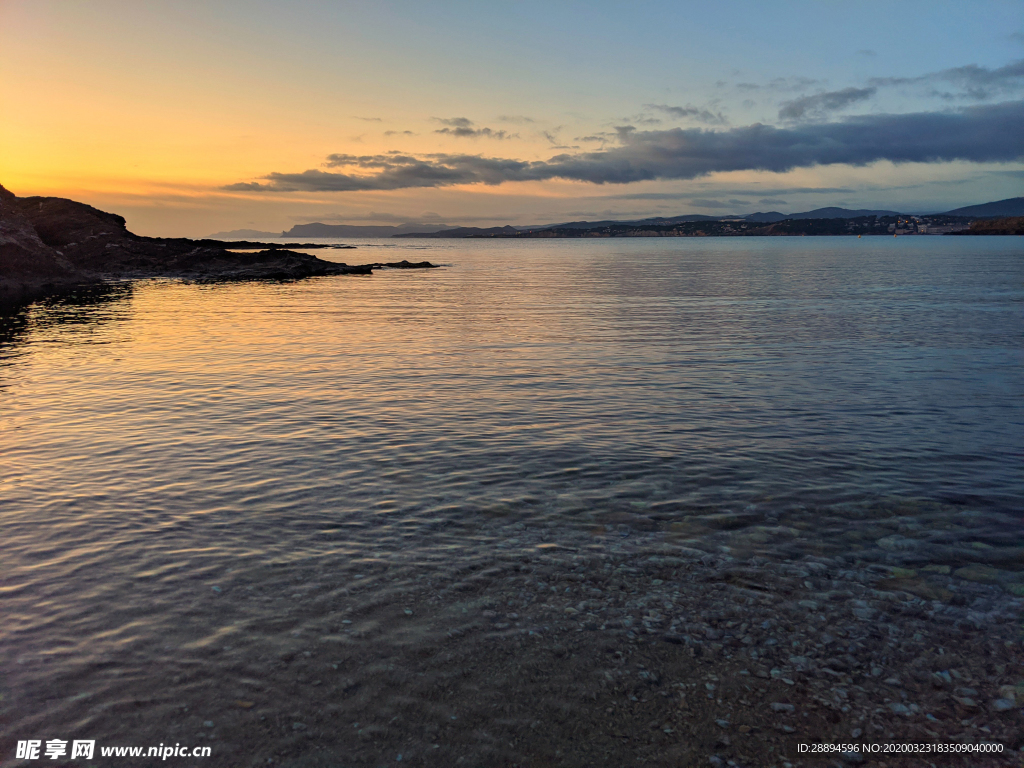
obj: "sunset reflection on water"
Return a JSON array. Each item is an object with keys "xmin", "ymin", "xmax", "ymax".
[{"xmin": 1, "ymin": 237, "xmax": 1022, "ymax": 760}]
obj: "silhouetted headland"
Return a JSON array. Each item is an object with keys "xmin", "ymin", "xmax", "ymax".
[{"xmin": 0, "ymin": 184, "xmax": 437, "ymax": 301}]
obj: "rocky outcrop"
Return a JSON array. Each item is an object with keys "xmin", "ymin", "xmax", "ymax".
[
  {"xmin": 371, "ymin": 260, "xmax": 438, "ymax": 269},
  {"xmin": 0, "ymin": 185, "xmax": 83, "ymax": 297},
  {"xmin": 1, "ymin": 184, "xmax": 434, "ymax": 299}
]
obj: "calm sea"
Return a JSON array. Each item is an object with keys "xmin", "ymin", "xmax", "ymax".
[{"xmin": 1, "ymin": 236, "xmax": 1022, "ymax": 742}]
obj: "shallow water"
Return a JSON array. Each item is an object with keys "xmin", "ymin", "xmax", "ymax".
[{"xmin": 1, "ymin": 236, "xmax": 1023, "ymax": 758}]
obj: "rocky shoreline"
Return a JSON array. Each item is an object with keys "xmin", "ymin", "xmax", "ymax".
[{"xmin": 0, "ymin": 184, "xmax": 437, "ymax": 300}]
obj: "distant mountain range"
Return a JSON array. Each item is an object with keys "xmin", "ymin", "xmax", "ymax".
[
  {"xmin": 210, "ymin": 197, "xmax": 1024, "ymax": 239},
  {"xmin": 942, "ymin": 197, "xmax": 1024, "ymax": 218},
  {"xmin": 743, "ymin": 207, "xmax": 900, "ymax": 223},
  {"xmin": 529, "ymin": 199, "xmax": 1023, "ymax": 231}
]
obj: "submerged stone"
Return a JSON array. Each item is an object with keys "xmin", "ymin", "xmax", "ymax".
[{"xmin": 953, "ymin": 565, "xmax": 1001, "ymax": 584}]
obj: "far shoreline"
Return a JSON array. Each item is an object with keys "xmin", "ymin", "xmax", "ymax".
[{"xmin": 392, "ymin": 215, "xmax": 1023, "ymax": 239}]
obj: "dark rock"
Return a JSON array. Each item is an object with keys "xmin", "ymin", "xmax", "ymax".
[
  {"xmin": 0, "ymin": 184, "xmax": 83, "ymax": 298},
  {"xmin": 15, "ymin": 192, "xmax": 130, "ymax": 257},
  {"xmin": 0, "ymin": 185, "xmax": 436, "ymax": 293},
  {"xmin": 375, "ymin": 260, "xmax": 440, "ymax": 269}
]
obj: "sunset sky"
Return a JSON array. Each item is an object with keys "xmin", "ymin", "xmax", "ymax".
[{"xmin": 2, "ymin": 0, "xmax": 1022, "ymax": 236}]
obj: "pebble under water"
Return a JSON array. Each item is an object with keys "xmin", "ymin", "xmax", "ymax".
[{"xmin": 1, "ymin": 237, "xmax": 1022, "ymax": 766}]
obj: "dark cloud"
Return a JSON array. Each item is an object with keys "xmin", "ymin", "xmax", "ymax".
[
  {"xmin": 737, "ymin": 76, "xmax": 822, "ymax": 93},
  {"xmin": 759, "ymin": 197, "xmax": 788, "ymax": 205},
  {"xmin": 607, "ymin": 187, "xmax": 854, "ymax": 201},
  {"xmin": 778, "ymin": 87, "xmax": 877, "ymax": 120},
  {"xmin": 602, "ymin": 192, "xmax": 695, "ymax": 201},
  {"xmin": 497, "ymin": 115, "xmax": 535, "ymax": 124},
  {"xmin": 436, "ymin": 117, "xmax": 473, "ymax": 129},
  {"xmin": 735, "ymin": 186, "xmax": 854, "ymax": 196},
  {"xmin": 433, "ymin": 117, "xmax": 514, "ymax": 139},
  {"xmin": 608, "ymin": 192, "xmax": 694, "ymax": 201},
  {"xmin": 436, "ymin": 126, "xmax": 511, "ymax": 139},
  {"xmin": 353, "ymin": 116, "xmax": 383, "ymax": 122},
  {"xmin": 646, "ymin": 104, "xmax": 728, "ymax": 125},
  {"xmin": 383, "ymin": 130, "xmax": 416, "ymax": 136},
  {"xmin": 224, "ymin": 101, "xmax": 1024, "ymax": 193},
  {"xmin": 869, "ymin": 59, "xmax": 1024, "ymax": 100},
  {"xmin": 227, "ymin": 153, "xmax": 541, "ymax": 192},
  {"xmin": 690, "ymin": 199, "xmax": 729, "ymax": 208}
]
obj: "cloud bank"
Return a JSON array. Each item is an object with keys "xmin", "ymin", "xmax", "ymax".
[
  {"xmin": 225, "ymin": 101, "xmax": 1024, "ymax": 193},
  {"xmin": 646, "ymin": 104, "xmax": 728, "ymax": 125}
]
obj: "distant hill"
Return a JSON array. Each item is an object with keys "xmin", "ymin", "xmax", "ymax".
[
  {"xmin": 745, "ymin": 207, "xmax": 899, "ymax": 222},
  {"xmin": 941, "ymin": 197, "xmax": 1024, "ymax": 218},
  {"xmin": 284, "ymin": 222, "xmax": 453, "ymax": 238},
  {"xmin": 790, "ymin": 207, "xmax": 901, "ymax": 219},
  {"xmin": 527, "ymin": 200, "xmax": 1015, "ymax": 229},
  {"xmin": 528, "ymin": 209, "xmax": 897, "ymax": 232},
  {"xmin": 206, "ymin": 228, "xmax": 279, "ymax": 239},
  {"xmin": 742, "ymin": 212, "xmax": 789, "ymax": 223}
]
